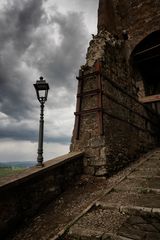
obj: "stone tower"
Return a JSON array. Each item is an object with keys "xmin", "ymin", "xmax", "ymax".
[{"xmin": 70, "ymin": 0, "xmax": 160, "ymax": 176}]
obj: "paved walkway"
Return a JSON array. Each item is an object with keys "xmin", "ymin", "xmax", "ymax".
[
  {"xmin": 66, "ymin": 150, "xmax": 160, "ymax": 240},
  {"xmin": 6, "ymin": 149, "xmax": 160, "ymax": 240}
]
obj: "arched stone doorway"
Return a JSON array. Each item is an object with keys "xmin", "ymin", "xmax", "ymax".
[{"xmin": 131, "ymin": 31, "xmax": 160, "ymax": 112}]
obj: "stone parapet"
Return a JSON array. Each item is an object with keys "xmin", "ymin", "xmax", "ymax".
[{"xmin": 0, "ymin": 152, "xmax": 83, "ymax": 239}]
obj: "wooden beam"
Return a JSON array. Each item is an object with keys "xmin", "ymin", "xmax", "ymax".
[
  {"xmin": 76, "ymin": 71, "xmax": 100, "ymax": 80},
  {"xmin": 96, "ymin": 68, "xmax": 104, "ymax": 135},
  {"xmin": 74, "ymin": 70, "xmax": 84, "ymax": 140},
  {"xmin": 139, "ymin": 94, "xmax": 160, "ymax": 103},
  {"xmin": 134, "ymin": 43, "xmax": 160, "ymax": 63},
  {"xmin": 74, "ymin": 107, "xmax": 103, "ymax": 116},
  {"xmin": 135, "ymin": 43, "xmax": 160, "ymax": 57}
]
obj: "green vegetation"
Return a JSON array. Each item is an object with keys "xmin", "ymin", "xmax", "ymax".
[
  {"xmin": 0, "ymin": 161, "xmax": 34, "ymax": 178},
  {"xmin": 0, "ymin": 167, "xmax": 25, "ymax": 177}
]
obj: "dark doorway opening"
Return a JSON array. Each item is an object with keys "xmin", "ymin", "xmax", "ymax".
[{"xmin": 132, "ymin": 31, "xmax": 160, "ymax": 97}]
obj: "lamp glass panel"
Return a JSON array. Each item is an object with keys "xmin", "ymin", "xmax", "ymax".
[{"xmin": 39, "ymin": 89, "xmax": 46, "ymax": 98}]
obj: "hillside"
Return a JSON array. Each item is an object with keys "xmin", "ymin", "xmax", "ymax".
[{"xmin": 0, "ymin": 161, "xmax": 35, "ymax": 177}]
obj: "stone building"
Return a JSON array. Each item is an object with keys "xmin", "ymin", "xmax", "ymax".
[{"xmin": 70, "ymin": 0, "xmax": 160, "ymax": 176}]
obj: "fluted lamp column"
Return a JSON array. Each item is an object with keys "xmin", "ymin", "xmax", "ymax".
[{"xmin": 34, "ymin": 77, "xmax": 49, "ymax": 167}]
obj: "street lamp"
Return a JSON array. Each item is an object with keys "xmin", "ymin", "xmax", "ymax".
[{"xmin": 34, "ymin": 77, "xmax": 49, "ymax": 167}]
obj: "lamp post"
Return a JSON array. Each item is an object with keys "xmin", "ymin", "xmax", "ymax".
[{"xmin": 34, "ymin": 77, "xmax": 49, "ymax": 167}]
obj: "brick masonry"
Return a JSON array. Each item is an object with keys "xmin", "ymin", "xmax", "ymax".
[{"xmin": 70, "ymin": 0, "xmax": 160, "ymax": 176}]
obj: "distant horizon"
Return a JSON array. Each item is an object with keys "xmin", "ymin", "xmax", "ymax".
[
  {"xmin": 0, "ymin": 160, "xmax": 35, "ymax": 163},
  {"xmin": 0, "ymin": 161, "xmax": 35, "ymax": 168}
]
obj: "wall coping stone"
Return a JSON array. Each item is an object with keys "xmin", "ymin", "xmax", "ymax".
[{"xmin": 0, "ymin": 151, "xmax": 84, "ymax": 192}]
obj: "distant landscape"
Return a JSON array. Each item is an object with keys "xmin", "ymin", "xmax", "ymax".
[{"xmin": 0, "ymin": 161, "xmax": 35, "ymax": 177}]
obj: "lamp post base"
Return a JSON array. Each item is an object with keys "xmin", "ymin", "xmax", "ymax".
[{"xmin": 36, "ymin": 161, "xmax": 44, "ymax": 167}]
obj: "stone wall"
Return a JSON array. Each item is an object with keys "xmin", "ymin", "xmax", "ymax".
[
  {"xmin": 0, "ymin": 152, "xmax": 83, "ymax": 239},
  {"xmin": 101, "ymin": 39, "xmax": 159, "ymax": 173},
  {"xmin": 113, "ymin": 0, "xmax": 160, "ymax": 54},
  {"xmin": 70, "ymin": 1, "xmax": 160, "ymax": 176},
  {"xmin": 70, "ymin": 27, "xmax": 160, "ymax": 176}
]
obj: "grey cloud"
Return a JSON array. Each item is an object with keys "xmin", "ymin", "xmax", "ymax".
[
  {"xmin": 0, "ymin": 0, "xmax": 44, "ymax": 53},
  {"xmin": 0, "ymin": 0, "xmax": 93, "ymax": 143},
  {"xmin": 77, "ymin": 0, "xmax": 99, "ymax": 11},
  {"xmin": 0, "ymin": 123, "xmax": 70, "ymax": 144},
  {"xmin": 0, "ymin": 125, "xmax": 37, "ymax": 142},
  {"xmin": 32, "ymin": 11, "xmax": 89, "ymax": 90},
  {"xmin": 0, "ymin": 0, "xmax": 89, "ymax": 119},
  {"xmin": 0, "ymin": 0, "xmax": 44, "ymax": 119}
]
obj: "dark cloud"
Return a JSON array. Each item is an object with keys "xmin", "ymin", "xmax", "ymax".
[
  {"xmin": 0, "ymin": 0, "xmax": 44, "ymax": 119},
  {"xmin": 0, "ymin": 120, "xmax": 70, "ymax": 144},
  {"xmin": 0, "ymin": 0, "xmax": 92, "ymax": 143},
  {"xmin": 29, "ymin": 10, "xmax": 89, "ymax": 92},
  {"xmin": 0, "ymin": 0, "xmax": 44, "ymax": 53},
  {"xmin": 0, "ymin": 125, "xmax": 37, "ymax": 142},
  {"xmin": 2, "ymin": 128, "xmax": 70, "ymax": 144}
]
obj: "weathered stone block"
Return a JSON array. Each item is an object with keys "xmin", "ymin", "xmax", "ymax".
[
  {"xmin": 95, "ymin": 166, "xmax": 107, "ymax": 176},
  {"xmin": 100, "ymin": 147, "xmax": 110, "ymax": 160},
  {"xmin": 89, "ymin": 136, "xmax": 105, "ymax": 148},
  {"xmin": 84, "ymin": 166, "xmax": 95, "ymax": 175},
  {"xmin": 90, "ymin": 158, "xmax": 107, "ymax": 167}
]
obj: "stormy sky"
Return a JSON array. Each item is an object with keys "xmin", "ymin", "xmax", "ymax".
[{"xmin": 0, "ymin": 0, "xmax": 99, "ymax": 162}]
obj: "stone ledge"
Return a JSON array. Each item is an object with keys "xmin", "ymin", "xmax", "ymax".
[{"xmin": 0, "ymin": 151, "xmax": 84, "ymax": 191}]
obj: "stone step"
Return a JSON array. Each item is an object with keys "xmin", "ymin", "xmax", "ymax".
[
  {"xmin": 97, "ymin": 190, "xmax": 160, "ymax": 211},
  {"xmin": 63, "ymin": 154, "xmax": 160, "ymax": 240},
  {"xmin": 64, "ymin": 227, "xmax": 143, "ymax": 240},
  {"xmin": 115, "ymin": 177, "xmax": 160, "ymax": 193},
  {"xmin": 65, "ymin": 228, "xmax": 159, "ymax": 240},
  {"xmin": 148, "ymin": 152, "xmax": 160, "ymax": 157},
  {"xmin": 117, "ymin": 214, "xmax": 160, "ymax": 240},
  {"xmin": 96, "ymin": 202, "xmax": 160, "ymax": 216},
  {"xmin": 64, "ymin": 206, "xmax": 160, "ymax": 240},
  {"xmin": 65, "ymin": 207, "xmax": 131, "ymax": 239},
  {"xmin": 128, "ymin": 169, "xmax": 160, "ymax": 178},
  {"xmin": 140, "ymin": 159, "xmax": 160, "ymax": 168}
]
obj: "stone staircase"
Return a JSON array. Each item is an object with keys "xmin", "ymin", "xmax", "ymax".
[
  {"xmin": 64, "ymin": 150, "xmax": 160, "ymax": 240},
  {"xmin": 7, "ymin": 149, "xmax": 160, "ymax": 240}
]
